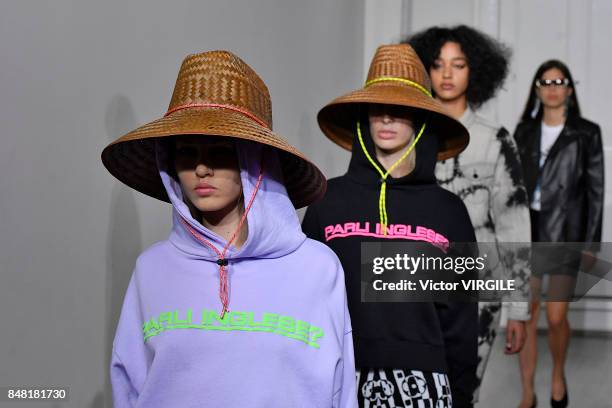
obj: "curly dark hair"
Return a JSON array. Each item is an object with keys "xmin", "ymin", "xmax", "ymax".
[{"xmin": 404, "ymin": 25, "xmax": 511, "ymax": 108}]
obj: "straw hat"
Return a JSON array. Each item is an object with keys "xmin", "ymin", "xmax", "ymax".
[
  {"xmin": 317, "ymin": 44, "xmax": 469, "ymax": 161},
  {"xmin": 101, "ymin": 50, "xmax": 326, "ymax": 208}
]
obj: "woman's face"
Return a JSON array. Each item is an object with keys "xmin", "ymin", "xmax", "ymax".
[
  {"xmin": 368, "ymin": 104, "xmax": 415, "ymax": 154},
  {"xmin": 536, "ymin": 67, "xmax": 573, "ymax": 109},
  {"xmin": 429, "ymin": 41, "xmax": 470, "ymax": 103},
  {"xmin": 173, "ymin": 135, "xmax": 242, "ymax": 214}
]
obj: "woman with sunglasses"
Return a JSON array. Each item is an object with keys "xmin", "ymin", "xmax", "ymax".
[{"xmin": 514, "ymin": 60, "xmax": 604, "ymax": 408}]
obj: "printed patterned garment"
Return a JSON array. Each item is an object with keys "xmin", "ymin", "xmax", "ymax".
[
  {"xmin": 357, "ymin": 369, "xmax": 452, "ymax": 408},
  {"xmin": 435, "ymin": 107, "xmax": 532, "ymax": 401}
]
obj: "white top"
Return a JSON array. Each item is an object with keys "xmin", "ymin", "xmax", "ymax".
[{"xmin": 531, "ymin": 122, "xmax": 564, "ymax": 210}]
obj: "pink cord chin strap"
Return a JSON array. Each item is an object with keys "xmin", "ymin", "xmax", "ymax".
[{"xmin": 180, "ymin": 160, "xmax": 264, "ymax": 318}]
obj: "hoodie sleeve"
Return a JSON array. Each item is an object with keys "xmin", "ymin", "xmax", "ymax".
[
  {"xmin": 302, "ymin": 204, "xmax": 325, "ymax": 243},
  {"xmin": 435, "ymin": 202, "xmax": 478, "ymax": 408},
  {"xmin": 333, "ymin": 287, "xmax": 358, "ymax": 408},
  {"xmin": 490, "ymin": 128, "xmax": 532, "ymax": 321},
  {"xmin": 436, "ymin": 299, "xmax": 478, "ymax": 407},
  {"xmin": 584, "ymin": 123, "xmax": 604, "ymax": 249},
  {"xmin": 323, "ymin": 249, "xmax": 357, "ymax": 408},
  {"xmin": 111, "ymin": 350, "xmax": 138, "ymax": 407},
  {"xmin": 110, "ymin": 266, "xmax": 150, "ymax": 408}
]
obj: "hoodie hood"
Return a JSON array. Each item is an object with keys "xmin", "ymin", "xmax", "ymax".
[
  {"xmin": 344, "ymin": 113, "xmax": 440, "ymax": 235},
  {"xmin": 155, "ymin": 139, "xmax": 306, "ymax": 261},
  {"xmin": 346, "ymin": 114, "xmax": 439, "ymax": 187}
]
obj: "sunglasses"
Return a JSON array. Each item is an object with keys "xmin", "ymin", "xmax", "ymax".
[{"xmin": 535, "ymin": 78, "xmax": 570, "ymax": 88}]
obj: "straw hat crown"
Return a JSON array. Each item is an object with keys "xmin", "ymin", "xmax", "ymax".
[
  {"xmin": 167, "ymin": 51, "xmax": 272, "ymax": 128},
  {"xmin": 365, "ymin": 44, "xmax": 432, "ymax": 94}
]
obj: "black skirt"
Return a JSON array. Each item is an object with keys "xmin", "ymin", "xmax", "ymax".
[{"xmin": 530, "ymin": 210, "xmax": 580, "ymax": 278}]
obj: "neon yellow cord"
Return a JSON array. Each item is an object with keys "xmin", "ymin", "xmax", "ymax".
[
  {"xmin": 365, "ymin": 77, "xmax": 433, "ymax": 97},
  {"xmin": 356, "ymin": 120, "xmax": 427, "ymax": 235}
]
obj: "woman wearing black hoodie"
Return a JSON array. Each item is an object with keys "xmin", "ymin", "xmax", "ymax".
[{"xmin": 303, "ymin": 44, "xmax": 478, "ymax": 408}]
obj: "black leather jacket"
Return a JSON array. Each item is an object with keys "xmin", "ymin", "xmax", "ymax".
[{"xmin": 514, "ymin": 116, "xmax": 604, "ymax": 245}]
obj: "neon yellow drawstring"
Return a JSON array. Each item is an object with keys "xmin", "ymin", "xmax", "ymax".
[
  {"xmin": 356, "ymin": 120, "xmax": 426, "ymax": 235},
  {"xmin": 365, "ymin": 77, "xmax": 433, "ymax": 97}
]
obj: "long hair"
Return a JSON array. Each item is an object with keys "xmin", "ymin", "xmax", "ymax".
[
  {"xmin": 520, "ymin": 59, "xmax": 581, "ymax": 122},
  {"xmin": 405, "ymin": 25, "xmax": 511, "ymax": 108}
]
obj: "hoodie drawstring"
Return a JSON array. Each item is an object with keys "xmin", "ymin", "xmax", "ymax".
[
  {"xmin": 356, "ymin": 120, "xmax": 426, "ymax": 235},
  {"xmin": 180, "ymin": 161, "xmax": 264, "ymax": 318}
]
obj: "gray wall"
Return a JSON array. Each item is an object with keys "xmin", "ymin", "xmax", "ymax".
[{"xmin": 0, "ymin": 1, "xmax": 364, "ymax": 407}]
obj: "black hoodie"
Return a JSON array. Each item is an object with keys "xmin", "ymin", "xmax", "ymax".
[{"xmin": 302, "ymin": 121, "xmax": 478, "ymax": 407}]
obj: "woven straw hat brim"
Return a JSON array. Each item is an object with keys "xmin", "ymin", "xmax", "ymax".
[
  {"xmin": 101, "ymin": 107, "xmax": 326, "ymax": 208},
  {"xmin": 318, "ymin": 83, "xmax": 469, "ymax": 161}
]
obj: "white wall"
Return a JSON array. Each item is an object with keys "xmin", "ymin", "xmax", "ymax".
[
  {"xmin": 0, "ymin": 1, "xmax": 364, "ymax": 407},
  {"xmin": 363, "ymin": 0, "xmax": 407, "ymax": 73}
]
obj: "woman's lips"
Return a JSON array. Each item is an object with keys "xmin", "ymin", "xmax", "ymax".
[
  {"xmin": 376, "ymin": 130, "xmax": 397, "ymax": 140},
  {"xmin": 440, "ymin": 83, "xmax": 455, "ymax": 90},
  {"xmin": 194, "ymin": 184, "xmax": 216, "ymax": 197}
]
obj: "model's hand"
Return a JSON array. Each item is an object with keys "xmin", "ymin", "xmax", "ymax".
[{"xmin": 505, "ymin": 319, "xmax": 526, "ymax": 354}]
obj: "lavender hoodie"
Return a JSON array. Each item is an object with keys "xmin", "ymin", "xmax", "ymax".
[{"xmin": 110, "ymin": 140, "xmax": 357, "ymax": 407}]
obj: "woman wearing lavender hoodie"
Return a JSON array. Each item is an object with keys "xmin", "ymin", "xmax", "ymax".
[{"xmin": 102, "ymin": 50, "xmax": 357, "ymax": 407}]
